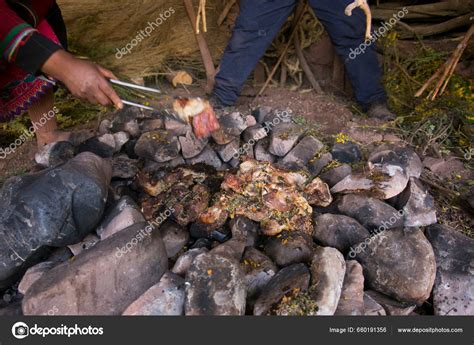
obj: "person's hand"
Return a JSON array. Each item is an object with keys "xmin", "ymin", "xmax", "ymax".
[{"xmin": 41, "ymin": 50, "xmax": 123, "ymax": 109}]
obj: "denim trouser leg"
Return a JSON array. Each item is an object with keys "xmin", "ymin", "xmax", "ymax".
[
  {"xmin": 213, "ymin": 0, "xmax": 297, "ymax": 106},
  {"xmin": 308, "ymin": 0, "xmax": 386, "ymax": 106}
]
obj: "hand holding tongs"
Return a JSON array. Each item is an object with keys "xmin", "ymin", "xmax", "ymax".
[{"xmin": 38, "ymin": 76, "xmax": 161, "ymax": 111}]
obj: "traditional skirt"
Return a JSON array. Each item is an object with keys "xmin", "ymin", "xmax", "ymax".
[{"xmin": 0, "ymin": 20, "xmax": 61, "ymax": 122}]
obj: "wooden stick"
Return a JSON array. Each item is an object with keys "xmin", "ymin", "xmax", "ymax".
[
  {"xmin": 294, "ymin": 30, "xmax": 323, "ymax": 93},
  {"xmin": 218, "ymin": 0, "xmax": 237, "ymax": 26},
  {"xmin": 183, "ymin": 0, "xmax": 216, "ymax": 93}
]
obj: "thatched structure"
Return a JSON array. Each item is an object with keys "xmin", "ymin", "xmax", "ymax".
[{"xmin": 58, "ymin": 0, "xmax": 232, "ymax": 78}]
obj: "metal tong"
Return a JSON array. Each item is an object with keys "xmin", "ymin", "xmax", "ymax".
[{"xmin": 38, "ymin": 76, "xmax": 161, "ymax": 111}]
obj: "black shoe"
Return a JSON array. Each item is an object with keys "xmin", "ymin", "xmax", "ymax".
[
  {"xmin": 367, "ymin": 101, "xmax": 396, "ymax": 121},
  {"xmin": 208, "ymin": 95, "xmax": 233, "ymax": 115}
]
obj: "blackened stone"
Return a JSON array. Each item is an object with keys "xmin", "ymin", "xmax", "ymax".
[
  {"xmin": 0, "ymin": 153, "xmax": 111, "ymax": 288},
  {"xmin": 112, "ymin": 155, "xmax": 139, "ymax": 179},
  {"xmin": 254, "ymin": 138, "xmax": 276, "ymax": 163},
  {"xmin": 312, "ymin": 214, "xmax": 369, "ymax": 253},
  {"xmin": 219, "ymin": 112, "xmax": 249, "ymax": 136},
  {"xmin": 97, "ymin": 196, "xmax": 145, "ymax": 240},
  {"xmin": 264, "ymin": 232, "xmax": 313, "ymax": 267},
  {"xmin": 252, "ymin": 106, "xmax": 273, "ymax": 124},
  {"xmin": 123, "ymin": 272, "xmax": 185, "ymax": 316},
  {"xmin": 331, "ymin": 142, "xmax": 362, "ymax": 163},
  {"xmin": 140, "ymin": 118, "xmax": 164, "ymax": 133},
  {"xmin": 363, "ymin": 292, "xmax": 386, "ymax": 316},
  {"xmin": 391, "ymin": 178, "xmax": 437, "ymax": 228},
  {"xmin": 143, "ymin": 157, "xmax": 185, "ymax": 173},
  {"xmin": 309, "ymin": 247, "xmax": 346, "ymax": 315},
  {"xmin": 354, "ymin": 228, "xmax": 436, "ymax": 305},
  {"xmin": 35, "ymin": 141, "xmax": 75, "ymax": 167},
  {"xmin": 215, "ymin": 139, "xmax": 240, "ymax": 163},
  {"xmin": 172, "ymin": 247, "xmax": 209, "ymax": 277},
  {"xmin": 179, "ymin": 131, "xmax": 208, "ymax": 159},
  {"xmin": 135, "ymin": 130, "xmax": 181, "ymax": 163},
  {"xmin": 229, "ymin": 216, "xmax": 259, "ymax": 248},
  {"xmin": 308, "ymin": 153, "xmax": 333, "ymax": 177},
  {"xmin": 368, "ymin": 146, "xmax": 423, "ymax": 179},
  {"xmin": 364, "ymin": 290, "xmax": 416, "ymax": 316},
  {"xmin": 161, "ymin": 221, "xmax": 189, "ymax": 258},
  {"xmin": 426, "ymin": 224, "xmax": 474, "ymax": 316},
  {"xmin": 336, "ymin": 194, "xmax": 403, "ymax": 231},
  {"xmin": 77, "ymin": 134, "xmax": 117, "ymax": 158},
  {"xmin": 242, "ymin": 125, "xmax": 267, "ymax": 143},
  {"xmin": 334, "ymin": 261, "xmax": 364, "ymax": 315},
  {"xmin": 253, "ymin": 263, "xmax": 310, "ymax": 316},
  {"xmin": 164, "ymin": 115, "xmax": 191, "ymax": 136},
  {"xmin": 186, "ymin": 146, "xmax": 223, "ymax": 170},
  {"xmin": 280, "ymin": 136, "xmax": 324, "ymax": 167},
  {"xmin": 242, "ymin": 248, "xmax": 278, "ymax": 303},
  {"xmin": 269, "ymin": 124, "xmax": 305, "ymax": 157},
  {"xmin": 23, "ymin": 223, "xmax": 168, "ymax": 315},
  {"xmin": 319, "ymin": 164, "xmax": 352, "ymax": 187},
  {"xmin": 110, "ymin": 108, "xmax": 141, "ymax": 137},
  {"xmin": 185, "ymin": 253, "xmax": 246, "ymax": 315}
]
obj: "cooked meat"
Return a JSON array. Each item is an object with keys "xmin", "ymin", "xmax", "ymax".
[{"xmin": 173, "ymin": 98, "xmax": 220, "ymax": 138}]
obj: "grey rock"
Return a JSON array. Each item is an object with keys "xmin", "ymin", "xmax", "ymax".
[
  {"xmin": 219, "ymin": 112, "xmax": 249, "ymax": 136},
  {"xmin": 355, "ymin": 228, "xmax": 436, "ymax": 305},
  {"xmin": 252, "ymin": 106, "xmax": 273, "ymax": 124},
  {"xmin": 280, "ymin": 136, "xmax": 324, "ymax": 168},
  {"xmin": 113, "ymin": 131, "xmax": 130, "ymax": 152},
  {"xmin": 310, "ymin": 247, "xmax": 346, "ymax": 315},
  {"xmin": 140, "ymin": 118, "xmax": 164, "ymax": 133},
  {"xmin": 186, "ymin": 146, "xmax": 223, "ymax": 170},
  {"xmin": 242, "ymin": 248, "xmax": 278, "ymax": 303},
  {"xmin": 112, "ymin": 154, "xmax": 139, "ymax": 179},
  {"xmin": 242, "ymin": 124, "xmax": 267, "ymax": 143},
  {"xmin": 335, "ymin": 261, "xmax": 365, "ymax": 315},
  {"xmin": 264, "ymin": 231, "xmax": 313, "ymax": 267},
  {"xmin": 254, "ymin": 137, "xmax": 276, "ymax": 163},
  {"xmin": 99, "ymin": 119, "xmax": 112, "ymax": 134},
  {"xmin": 35, "ymin": 141, "xmax": 75, "ymax": 167},
  {"xmin": 185, "ymin": 253, "xmax": 246, "ymax": 315},
  {"xmin": 215, "ymin": 139, "xmax": 240, "ymax": 163},
  {"xmin": 320, "ymin": 164, "xmax": 352, "ymax": 187},
  {"xmin": 308, "ymin": 153, "xmax": 333, "ymax": 177},
  {"xmin": 426, "ymin": 224, "xmax": 474, "ymax": 316},
  {"xmin": 22, "ymin": 223, "xmax": 168, "ymax": 315},
  {"xmin": 161, "ymin": 221, "xmax": 189, "ymax": 258},
  {"xmin": 122, "ymin": 272, "xmax": 185, "ymax": 316},
  {"xmin": 67, "ymin": 233, "xmax": 100, "ymax": 256},
  {"xmin": 363, "ymin": 292, "xmax": 386, "ymax": 316},
  {"xmin": 77, "ymin": 134, "xmax": 117, "ymax": 158},
  {"xmin": 312, "ymin": 214, "xmax": 369, "ymax": 253},
  {"xmin": 336, "ymin": 194, "xmax": 404, "ymax": 231},
  {"xmin": 392, "ymin": 178, "xmax": 437, "ymax": 228},
  {"xmin": 254, "ymin": 263, "xmax": 310, "ymax": 316},
  {"xmin": 0, "ymin": 152, "xmax": 111, "ymax": 288},
  {"xmin": 331, "ymin": 142, "xmax": 362, "ymax": 163},
  {"xmin": 111, "ymin": 108, "xmax": 141, "ymax": 137},
  {"xmin": 269, "ymin": 124, "xmax": 305, "ymax": 157},
  {"xmin": 18, "ymin": 262, "xmax": 55, "ymax": 295},
  {"xmin": 172, "ymin": 248, "xmax": 208, "ymax": 277},
  {"xmin": 229, "ymin": 216, "xmax": 259, "ymax": 248},
  {"xmin": 368, "ymin": 146, "xmax": 422, "ymax": 179},
  {"xmin": 143, "ymin": 156, "xmax": 185, "ymax": 172},
  {"xmin": 97, "ymin": 196, "xmax": 145, "ymax": 240},
  {"xmin": 364, "ymin": 290, "xmax": 416, "ymax": 316},
  {"xmin": 211, "ymin": 128, "xmax": 237, "ymax": 145},
  {"xmin": 179, "ymin": 131, "xmax": 208, "ymax": 159},
  {"xmin": 135, "ymin": 130, "xmax": 181, "ymax": 163},
  {"xmin": 211, "ymin": 239, "xmax": 246, "ymax": 262},
  {"xmin": 164, "ymin": 115, "xmax": 191, "ymax": 136}
]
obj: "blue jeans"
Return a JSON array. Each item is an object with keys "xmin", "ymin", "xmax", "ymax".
[{"xmin": 213, "ymin": 0, "xmax": 386, "ymax": 107}]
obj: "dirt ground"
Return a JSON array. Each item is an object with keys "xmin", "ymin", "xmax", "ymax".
[{"xmin": 0, "ymin": 84, "xmax": 472, "ymax": 235}]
